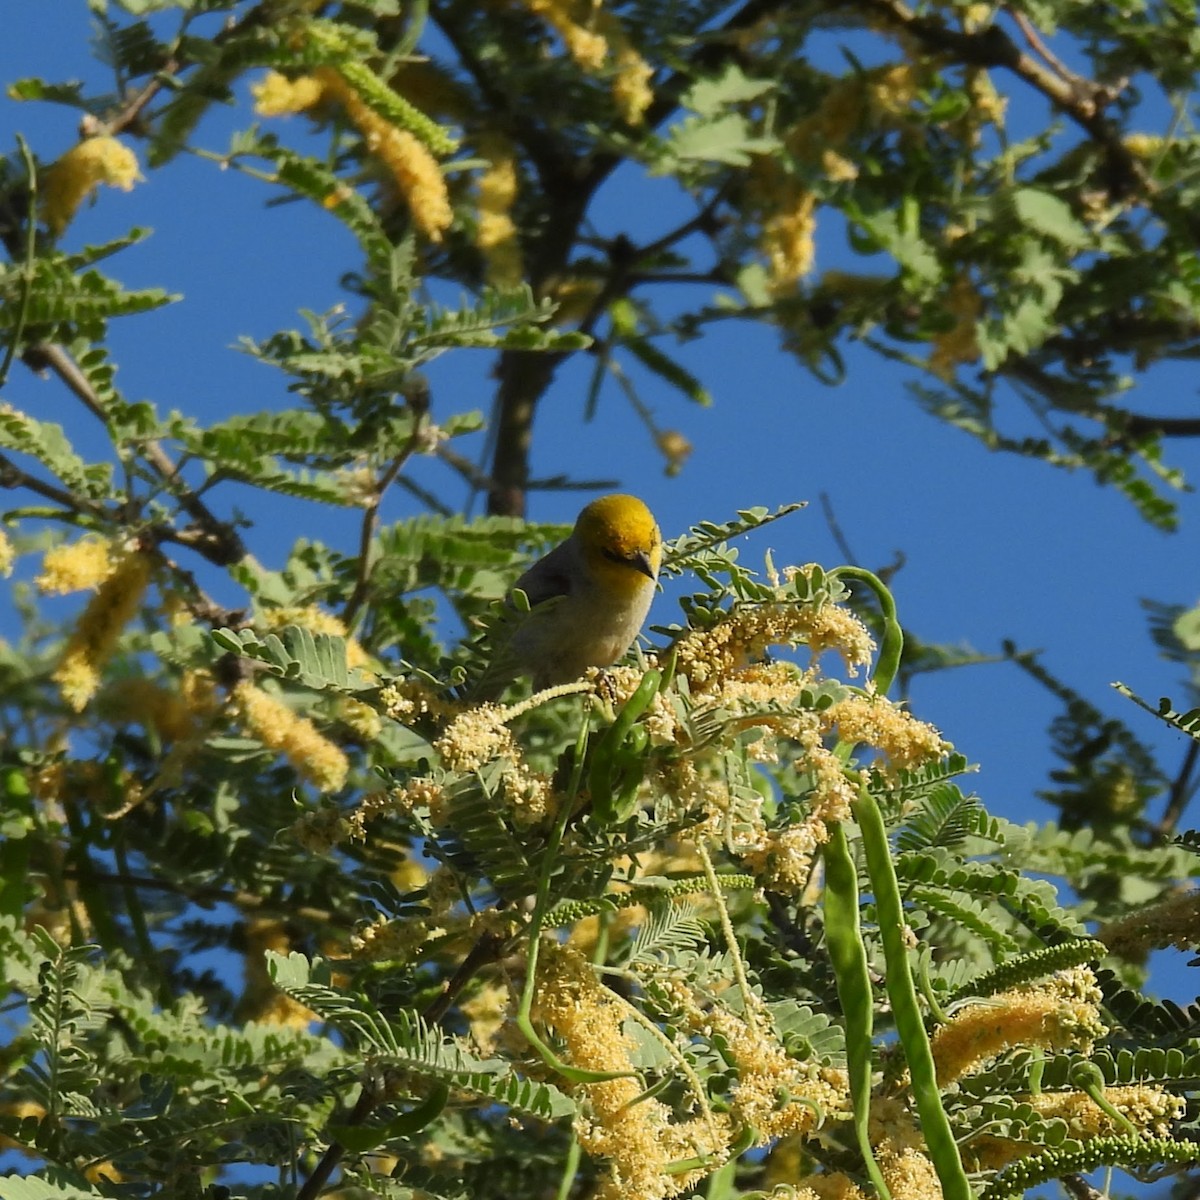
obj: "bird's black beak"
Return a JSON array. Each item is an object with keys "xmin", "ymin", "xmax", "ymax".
[{"xmin": 632, "ymin": 550, "xmax": 657, "ymax": 581}]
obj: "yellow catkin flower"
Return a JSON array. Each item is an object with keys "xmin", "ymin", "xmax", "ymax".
[
  {"xmin": 929, "ymin": 274, "xmax": 983, "ymax": 381},
  {"xmin": 821, "ymin": 148, "xmax": 859, "ymax": 182},
  {"xmin": 865, "ymin": 63, "xmax": 919, "ymax": 119},
  {"xmin": 0, "ymin": 530, "xmax": 13, "ymax": 577},
  {"xmin": 609, "ymin": 39, "xmax": 655, "ymax": 124},
  {"xmin": 1032, "ymin": 1083, "xmax": 1183, "ymax": 1138},
  {"xmin": 42, "ymin": 136, "xmax": 143, "ymax": 235},
  {"xmin": 823, "ymin": 695, "xmax": 948, "ymax": 772},
  {"xmin": 251, "ymin": 70, "xmax": 326, "ymax": 116},
  {"xmin": 967, "ymin": 69, "xmax": 1007, "ymax": 128},
  {"xmin": 967, "ymin": 1084, "xmax": 1184, "ymax": 1170},
  {"xmin": 339, "ymin": 696, "xmax": 383, "ymax": 741},
  {"xmin": 532, "ymin": 945, "xmax": 729, "ymax": 1200},
  {"xmin": 317, "ymin": 67, "xmax": 453, "ymax": 242},
  {"xmin": 520, "ymin": 0, "xmax": 609, "ymax": 70},
  {"xmin": 252, "ymin": 68, "xmax": 453, "ymax": 240},
  {"xmin": 931, "ymin": 967, "xmax": 1105, "ymax": 1086},
  {"xmin": 105, "ymin": 675, "xmax": 210, "ymax": 742},
  {"xmin": 1098, "ymin": 887, "xmax": 1200, "ymax": 958},
  {"xmin": 349, "ymin": 914, "xmax": 431, "ymax": 961},
  {"xmin": 879, "ymin": 1142, "xmax": 943, "ymax": 1200},
  {"xmin": 762, "ymin": 187, "xmax": 818, "ymax": 294},
  {"xmin": 53, "ymin": 552, "xmax": 153, "ymax": 712},
  {"xmin": 709, "ymin": 1003, "xmax": 848, "ymax": 1142},
  {"xmin": 434, "ymin": 703, "xmax": 516, "ymax": 773},
  {"xmin": 36, "ymin": 537, "xmax": 114, "ymax": 594},
  {"xmin": 475, "ymin": 131, "xmax": 525, "ymax": 288},
  {"xmin": 656, "ymin": 429, "xmax": 693, "ymax": 477},
  {"xmin": 673, "ymin": 597, "xmax": 873, "ymax": 692},
  {"xmin": 233, "ymin": 680, "xmax": 349, "ymax": 793},
  {"xmin": 237, "ymin": 917, "xmax": 316, "ymax": 1028},
  {"xmin": 741, "ymin": 814, "xmax": 829, "ymax": 893},
  {"xmin": 461, "ymin": 979, "xmax": 511, "ymax": 1055}
]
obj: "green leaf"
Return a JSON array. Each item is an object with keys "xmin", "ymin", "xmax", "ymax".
[
  {"xmin": 659, "ymin": 111, "xmax": 780, "ymax": 168},
  {"xmin": 1009, "ymin": 188, "xmax": 1091, "ymax": 249},
  {"xmin": 7, "ymin": 79, "xmax": 87, "ymax": 106},
  {"xmin": 684, "ymin": 65, "xmax": 777, "ymax": 115}
]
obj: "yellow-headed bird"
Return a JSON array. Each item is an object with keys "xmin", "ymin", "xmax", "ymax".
[{"xmin": 471, "ymin": 493, "xmax": 661, "ymax": 698}]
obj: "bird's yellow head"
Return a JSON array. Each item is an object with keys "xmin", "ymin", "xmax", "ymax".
[{"xmin": 575, "ymin": 493, "xmax": 662, "ymax": 593}]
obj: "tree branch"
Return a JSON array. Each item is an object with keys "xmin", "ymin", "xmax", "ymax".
[
  {"xmin": 856, "ymin": 0, "xmax": 1146, "ymax": 197},
  {"xmin": 22, "ymin": 342, "xmax": 247, "ymax": 566}
]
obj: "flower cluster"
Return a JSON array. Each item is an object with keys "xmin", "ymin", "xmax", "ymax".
[
  {"xmin": 42, "ymin": 136, "xmax": 142, "ymax": 235},
  {"xmin": 252, "ymin": 68, "xmax": 453, "ymax": 241},
  {"xmin": 52, "ymin": 550, "xmax": 153, "ymax": 711},
  {"xmin": 37, "ymin": 536, "xmax": 114, "ymax": 594},
  {"xmin": 474, "ymin": 131, "xmax": 524, "ymax": 288},
  {"xmin": 531, "ymin": 944, "xmax": 730, "ymax": 1200},
  {"xmin": 931, "ymin": 966, "xmax": 1106, "ymax": 1086},
  {"xmin": 233, "ymin": 680, "xmax": 349, "ymax": 793}
]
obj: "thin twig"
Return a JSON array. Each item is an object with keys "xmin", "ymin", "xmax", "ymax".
[
  {"xmin": 342, "ymin": 440, "xmax": 423, "ymax": 630},
  {"xmin": 296, "ymin": 929, "xmax": 509, "ymax": 1199},
  {"xmin": 1157, "ymin": 740, "xmax": 1200, "ymax": 838},
  {"xmin": 0, "ymin": 451, "xmax": 105, "ymax": 516},
  {"xmin": 1009, "ymin": 9, "xmax": 1087, "ymax": 91},
  {"xmin": 23, "ymin": 341, "xmax": 247, "ymax": 566},
  {"xmin": 819, "ymin": 492, "xmax": 858, "ymax": 565}
]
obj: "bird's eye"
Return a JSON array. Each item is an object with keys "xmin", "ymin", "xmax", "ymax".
[{"xmin": 601, "ymin": 547, "xmax": 627, "ymax": 566}]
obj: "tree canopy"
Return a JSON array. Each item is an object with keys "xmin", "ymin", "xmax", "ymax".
[{"xmin": 3, "ymin": 2, "xmax": 1200, "ymax": 1198}]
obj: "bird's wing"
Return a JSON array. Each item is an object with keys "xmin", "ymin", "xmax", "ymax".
[
  {"xmin": 511, "ymin": 539, "xmax": 576, "ymax": 607},
  {"xmin": 461, "ymin": 541, "xmax": 576, "ymax": 701}
]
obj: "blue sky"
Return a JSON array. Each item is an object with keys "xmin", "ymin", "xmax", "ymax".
[{"xmin": 4, "ymin": 5, "xmax": 1200, "ymax": 982}]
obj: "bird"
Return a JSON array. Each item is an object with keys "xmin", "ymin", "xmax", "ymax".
[{"xmin": 469, "ymin": 493, "xmax": 662, "ymax": 699}]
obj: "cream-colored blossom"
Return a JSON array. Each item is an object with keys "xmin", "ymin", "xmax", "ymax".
[
  {"xmin": 379, "ymin": 677, "xmax": 454, "ymax": 725},
  {"xmin": 461, "ymin": 979, "xmax": 511, "ymax": 1054},
  {"xmin": 520, "ymin": 0, "xmax": 608, "ymax": 70},
  {"xmin": 656, "ymin": 429, "xmax": 693, "ymax": 477},
  {"xmin": 762, "ymin": 187, "xmax": 817, "ymax": 294},
  {"xmin": 435, "ymin": 703, "xmax": 515, "ymax": 773},
  {"xmin": 533, "ymin": 944, "xmax": 729, "ymax": 1200},
  {"xmin": 966, "ymin": 1083, "xmax": 1184, "ymax": 1170},
  {"xmin": 350, "ymin": 914, "xmax": 431, "ymax": 961},
  {"xmin": 53, "ymin": 551, "xmax": 153, "ymax": 711},
  {"xmin": 932, "ymin": 967, "xmax": 1106, "ymax": 1086},
  {"xmin": 1098, "ymin": 887, "xmax": 1200, "ymax": 958},
  {"xmin": 317, "ymin": 67, "xmax": 453, "ymax": 241},
  {"xmin": 234, "ymin": 680, "xmax": 349, "ymax": 793},
  {"xmin": 251, "ymin": 70, "xmax": 326, "ymax": 116},
  {"xmin": 339, "ymin": 696, "xmax": 383, "ymax": 740},
  {"xmin": 611, "ymin": 43, "xmax": 655, "ymax": 124},
  {"xmin": 475, "ymin": 131, "xmax": 524, "ymax": 287},
  {"xmin": 292, "ymin": 805, "xmax": 355, "ymax": 855},
  {"xmin": 823, "ymin": 694, "xmax": 948, "ymax": 771},
  {"xmin": 253, "ymin": 67, "xmax": 453, "ymax": 241},
  {"xmin": 0, "ymin": 530, "xmax": 13, "ymax": 578},
  {"xmin": 105, "ymin": 671, "xmax": 216, "ymax": 742},
  {"xmin": 42, "ymin": 136, "xmax": 142, "ymax": 235},
  {"xmin": 709, "ymin": 1002, "xmax": 848, "ymax": 1141},
  {"xmin": 37, "ymin": 537, "xmax": 114, "ymax": 594},
  {"xmin": 741, "ymin": 815, "xmax": 827, "ymax": 892}
]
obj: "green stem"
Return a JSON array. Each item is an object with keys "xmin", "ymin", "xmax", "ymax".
[{"xmin": 831, "ymin": 566, "xmax": 903, "ymax": 694}]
